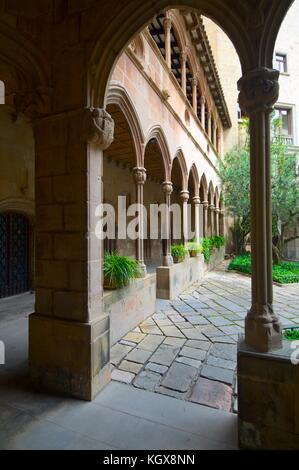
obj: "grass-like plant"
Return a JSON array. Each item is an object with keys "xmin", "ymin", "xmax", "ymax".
[
  {"xmin": 103, "ymin": 252, "xmax": 140, "ymax": 289},
  {"xmin": 284, "ymin": 328, "xmax": 299, "ymax": 341},
  {"xmin": 187, "ymin": 241, "xmax": 203, "ymax": 257},
  {"xmin": 171, "ymin": 244, "xmax": 186, "ymax": 263},
  {"xmin": 228, "ymin": 253, "xmax": 299, "ymax": 284}
]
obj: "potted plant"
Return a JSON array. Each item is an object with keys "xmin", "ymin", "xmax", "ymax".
[
  {"xmin": 171, "ymin": 244, "xmax": 186, "ymax": 264},
  {"xmin": 187, "ymin": 241, "xmax": 203, "ymax": 257},
  {"xmin": 103, "ymin": 252, "xmax": 140, "ymax": 289}
]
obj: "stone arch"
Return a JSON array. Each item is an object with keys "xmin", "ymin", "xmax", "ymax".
[
  {"xmin": 107, "ymin": 84, "xmax": 145, "ymax": 167},
  {"xmin": 208, "ymin": 181, "xmax": 214, "ymax": 204},
  {"xmin": 145, "ymin": 126, "xmax": 171, "ymax": 180},
  {"xmin": 172, "ymin": 149, "xmax": 188, "ymax": 190},
  {"xmin": 200, "ymin": 173, "xmax": 208, "ymax": 201},
  {"xmin": 214, "ymin": 186, "xmax": 220, "ymax": 208},
  {"xmin": 0, "ymin": 198, "xmax": 34, "ymax": 222},
  {"xmin": 188, "ymin": 163, "xmax": 200, "ymax": 197},
  {"xmin": 167, "ymin": 10, "xmax": 187, "ymax": 53}
]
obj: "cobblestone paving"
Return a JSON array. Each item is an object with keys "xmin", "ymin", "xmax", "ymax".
[{"xmin": 111, "ymin": 263, "xmax": 299, "ymax": 413}]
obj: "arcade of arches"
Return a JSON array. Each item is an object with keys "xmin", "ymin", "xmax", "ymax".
[{"xmin": 0, "ymin": 0, "xmax": 297, "ymax": 450}]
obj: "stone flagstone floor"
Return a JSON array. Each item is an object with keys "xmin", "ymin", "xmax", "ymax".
[{"xmin": 111, "ymin": 262, "xmax": 299, "ymax": 413}]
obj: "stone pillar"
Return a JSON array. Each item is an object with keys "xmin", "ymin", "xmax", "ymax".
[
  {"xmin": 219, "ymin": 209, "xmax": 225, "ymax": 236},
  {"xmin": 191, "ymin": 77, "xmax": 198, "ymax": 114},
  {"xmin": 203, "ymin": 200, "xmax": 209, "ymax": 237},
  {"xmin": 162, "ymin": 181, "xmax": 174, "ymax": 266},
  {"xmin": 201, "ymin": 96, "xmax": 206, "ymax": 128},
  {"xmin": 133, "ymin": 167, "xmax": 147, "ymax": 277},
  {"xmin": 238, "ymin": 67, "xmax": 282, "ymax": 352},
  {"xmin": 193, "ymin": 196, "xmax": 201, "ymax": 243},
  {"xmin": 180, "ymin": 190, "xmax": 189, "ymax": 251},
  {"xmin": 209, "ymin": 204, "xmax": 215, "ymax": 237},
  {"xmin": 163, "ymin": 17, "xmax": 172, "ymax": 69},
  {"xmin": 208, "ymin": 111, "xmax": 212, "ymax": 140},
  {"xmin": 180, "ymin": 51, "xmax": 187, "ymax": 96},
  {"xmin": 29, "ymin": 107, "xmax": 114, "ymax": 400},
  {"xmin": 215, "ymin": 207, "xmax": 220, "ymax": 236}
]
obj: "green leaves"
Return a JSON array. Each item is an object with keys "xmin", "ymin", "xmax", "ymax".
[
  {"xmin": 202, "ymin": 236, "xmax": 226, "ymax": 263},
  {"xmin": 171, "ymin": 244, "xmax": 187, "ymax": 259},
  {"xmin": 103, "ymin": 252, "xmax": 140, "ymax": 289},
  {"xmin": 284, "ymin": 328, "xmax": 299, "ymax": 341}
]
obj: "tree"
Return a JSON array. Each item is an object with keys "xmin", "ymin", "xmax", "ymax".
[{"xmin": 219, "ymin": 117, "xmax": 299, "ymax": 260}]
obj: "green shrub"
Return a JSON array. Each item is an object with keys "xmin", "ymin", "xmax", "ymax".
[
  {"xmin": 171, "ymin": 244, "xmax": 186, "ymax": 262},
  {"xmin": 284, "ymin": 328, "xmax": 299, "ymax": 341},
  {"xmin": 211, "ymin": 236, "xmax": 226, "ymax": 249},
  {"xmin": 187, "ymin": 241, "xmax": 203, "ymax": 255},
  {"xmin": 202, "ymin": 238, "xmax": 213, "ymax": 263},
  {"xmin": 103, "ymin": 252, "xmax": 140, "ymax": 289},
  {"xmin": 228, "ymin": 254, "xmax": 299, "ymax": 284}
]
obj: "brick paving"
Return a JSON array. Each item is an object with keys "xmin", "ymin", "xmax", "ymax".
[{"xmin": 111, "ymin": 262, "xmax": 299, "ymax": 413}]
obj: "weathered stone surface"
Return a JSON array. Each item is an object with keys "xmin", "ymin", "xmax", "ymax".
[
  {"xmin": 198, "ymin": 325, "xmax": 224, "ymax": 338},
  {"xmin": 123, "ymin": 331, "xmax": 146, "ymax": 343},
  {"xmin": 133, "ymin": 371, "xmax": 161, "ymax": 391},
  {"xmin": 186, "ymin": 315, "xmax": 210, "ymax": 325},
  {"xmin": 179, "ymin": 346, "xmax": 207, "ymax": 361},
  {"xmin": 161, "ymin": 362, "xmax": 198, "ymax": 392},
  {"xmin": 119, "ymin": 360, "xmax": 143, "ymax": 374},
  {"xmin": 182, "ymin": 329, "xmax": 207, "ymax": 340},
  {"xmin": 189, "ymin": 377, "xmax": 233, "ymax": 412},
  {"xmin": 150, "ymin": 345, "xmax": 180, "ymax": 366},
  {"xmin": 137, "ymin": 334, "xmax": 164, "ymax": 351},
  {"xmin": 186, "ymin": 339, "xmax": 210, "ymax": 351},
  {"xmin": 140, "ymin": 324, "xmax": 163, "ymax": 335},
  {"xmin": 208, "ymin": 316, "xmax": 233, "ymax": 327},
  {"xmin": 201, "ymin": 364, "xmax": 235, "ymax": 385},
  {"xmin": 159, "ymin": 325, "xmax": 185, "ymax": 338},
  {"xmin": 163, "ymin": 337, "xmax": 186, "ymax": 347},
  {"xmin": 157, "ymin": 387, "xmax": 187, "ymax": 400},
  {"xmin": 210, "ymin": 343, "xmax": 237, "ymax": 361},
  {"xmin": 125, "ymin": 348, "xmax": 153, "ymax": 364},
  {"xmin": 176, "ymin": 356, "xmax": 202, "ymax": 368},
  {"xmin": 207, "ymin": 354, "xmax": 236, "ymax": 370},
  {"xmin": 145, "ymin": 362, "xmax": 168, "ymax": 375},
  {"xmin": 111, "ymin": 369, "xmax": 135, "ymax": 384},
  {"xmin": 111, "ymin": 343, "xmax": 133, "ymax": 366}
]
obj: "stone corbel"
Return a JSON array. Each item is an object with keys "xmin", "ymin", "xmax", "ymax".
[
  {"xmin": 13, "ymin": 86, "xmax": 52, "ymax": 120},
  {"xmin": 133, "ymin": 167, "xmax": 147, "ymax": 185},
  {"xmin": 238, "ymin": 68, "xmax": 279, "ymax": 116},
  {"xmin": 83, "ymin": 107, "xmax": 115, "ymax": 150}
]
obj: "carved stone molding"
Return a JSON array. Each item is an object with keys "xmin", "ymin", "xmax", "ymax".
[
  {"xmin": 209, "ymin": 204, "xmax": 215, "ymax": 211},
  {"xmin": 193, "ymin": 196, "xmax": 201, "ymax": 205},
  {"xmin": 133, "ymin": 167, "xmax": 147, "ymax": 185},
  {"xmin": 163, "ymin": 17, "xmax": 172, "ymax": 31},
  {"xmin": 238, "ymin": 68, "xmax": 279, "ymax": 116},
  {"xmin": 180, "ymin": 190, "xmax": 189, "ymax": 203},
  {"xmin": 162, "ymin": 181, "xmax": 173, "ymax": 195},
  {"xmin": 13, "ymin": 86, "xmax": 52, "ymax": 119},
  {"xmin": 202, "ymin": 200, "xmax": 209, "ymax": 209},
  {"xmin": 83, "ymin": 107, "xmax": 114, "ymax": 149}
]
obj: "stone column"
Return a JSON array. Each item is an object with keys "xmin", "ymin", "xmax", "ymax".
[
  {"xmin": 162, "ymin": 181, "xmax": 173, "ymax": 266},
  {"xmin": 180, "ymin": 190, "xmax": 189, "ymax": 251},
  {"xmin": 219, "ymin": 209, "xmax": 225, "ymax": 236},
  {"xmin": 191, "ymin": 77, "xmax": 198, "ymax": 114},
  {"xmin": 209, "ymin": 203, "xmax": 215, "ymax": 237},
  {"xmin": 29, "ymin": 107, "xmax": 114, "ymax": 400},
  {"xmin": 163, "ymin": 17, "xmax": 172, "ymax": 69},
  {"xmin": 215, "ymin": 207, "xmax": 220, "ymax": 236},
  {"xmin": 133, "ymin": 167, "xmax": 147, "ymax": 277},
  {"xmin": 203, "ymin": 200, "xmax": 209, "ymax": 237},
  {"xmin": 180, "ymin": 51, "xmax": 187, "ymax": 96},
  {"xmin": 208, "ymin": 111, "xmax": 212, "ymax": 140},
  {"xmin": 193, "ymin": 196, "xmax": 201, "ymax": 243},
  {"xmin": 201, "ymin": 96, "xmax": 206, "ymax": 128},
  {"xmin": 238, "ymin": 67, "xmax": 282, "ymax": 352},
  {"xmin": 213, "ymin": 123, "xmax": 217, "ymax": 148}
]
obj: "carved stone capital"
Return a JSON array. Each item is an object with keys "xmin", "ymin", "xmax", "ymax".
[
  {"xmin": 180, "ymin": 51, "xmax": 188, "ymax": 63},
  {"xmin": 83, "ymin": 107, "xmax": 114, "ymax": 149},
  {"xmin": 133, "ymin": 167, "xmax": 147, "ymax": 185},
  {"xmin": 191, "ymin": 77, "xmax": 198, "ymax": 88},
  {"xmin": 162, "ymin": 181, "xmax": 173, "ymax": 195},
  {"xmin": 13, "ymin": 86, "xmax": 52, "ymax": 119},
  {"xmin": 180, "ymin": 190, "xmax": 189, "ymax": 203},
  {"xmin": 209, "ymin": 204, "xmax": 215, "ymax": 211},
  {"xmin": 238, "ymin": 68, "xmax": 279, "ymax": 116},
  {"xmin": 215, "ymin": 207, "xmax": 220, "ymax": 214},
  {"xmin": 202, "ymin": 200, "xmax": 209, "ymax": 209},
  {"xmin": 163, "ymin": 17, "xmax": 172, "ymax": 31},
  {"xmin": 193, "ymin": 196, "xmax": 201, "ymax": 205}
]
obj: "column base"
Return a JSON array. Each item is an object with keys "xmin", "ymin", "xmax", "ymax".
[
  {"xmin": 29, "ymin": 313, "xmax": 110, "ymax": 401},
  {"xmin": 245, "ymin": 311, "xmax": 282, "ymax": 353},
  {"xmin": 162, "ymin": 255, "xmax": 173, "ymax": 267}
]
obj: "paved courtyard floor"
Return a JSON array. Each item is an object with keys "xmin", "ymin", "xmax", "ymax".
[{"xmin": 111, "ymin": 263, "xmax": 299, "ymax": 413}]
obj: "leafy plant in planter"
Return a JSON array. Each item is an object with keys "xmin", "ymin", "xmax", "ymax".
[
  {"xmin": 171, "ymin": 244, "xmax": 186, "ymax": 263},
  {"xmin": 187, "ymin": 241, "xmax": 203, "ymax": 257},
  {"xmin": 211, "ymin": 236, "xmax": 226, "ymax": 249},
  {"xmin": 284, "ymin": 328, "xmax": 299, "ymax": 341},
  {"xmin": 103, "ymin": 252, "xmax": 140, "ymax": 289}
]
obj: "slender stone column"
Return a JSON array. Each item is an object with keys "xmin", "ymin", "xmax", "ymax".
[
  {"xmin": 209, "ymin": 203, "xmax": 215, "ymax": 237},
  {"xmin": 163, "ymin": 18, "xmax": 172, "ymax": 69},
  {"xmin": 219, "ymin": 209, "xmax": 225, "ymax": 236},
  {"xmin": 133, "ymin": 167, "xmax": 147, "ymax": 277},
  {"xmin": 162, "ymin": 181, "xmax": 174, "ymax": 266},
  {"xmin": 201, "ymin": 96, "xmax": 206, "ymax": 127},
  {"xmin": 215, "ymin": 207, "xmax": 220, "ymax": 236},
  {"xmin": 193, "ymin": 196, "xmax": 201, "ymax": 243},
  {"xmin": 203, "ymin": 200, "xmax": 209, "ymax": 237},
  {"xmin": 238, "ymin": 67, "xmax": 282, "ymax": 352},
  {"xmin": 180, "ymin": 51, "xmax": 187, "ymax": 96},
  {"xmin": 191, "ymin": 77, "xmax": 198, "ymax": 114},
  {"xmin": 180, "ymin": 190, "xmax": 190, "ymax": 251},
  {"xmin": 208, "ymin": 111, "xmax": 212, "ymax": 140},
  {"xmin": 213, "ymin": 123, "xmax": 217, "ymax": 148}
]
